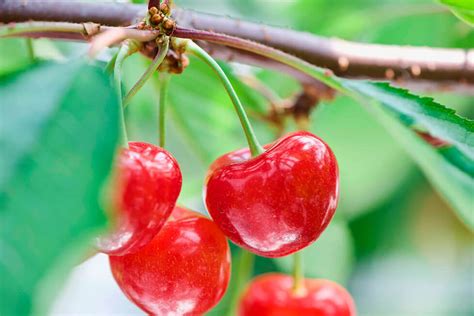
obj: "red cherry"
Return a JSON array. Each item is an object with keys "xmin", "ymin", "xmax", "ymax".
[
  {"xmin": 239, "ymin": 273, "xmax": 356, "ymax": 316},
  {"xmin": 97, "ymin": 142, "xmax": 182, "ymax": 256},
  {"xmin": 205, "ymin": 131, "xmax": 339, "ymax": 257},
  {"xmin": 109, "ymin": 206, "xmax": 231, "ymax": 315}
]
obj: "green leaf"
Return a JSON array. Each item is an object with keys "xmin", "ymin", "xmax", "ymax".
[
  {"xmin": 439, "ymin": 0, "xmax": 474, "ymax": 25},
  {"xmin": 440, "ymin": 0, "xmax": 474, "ymax": 10},
  {"xmin": 0, "ymin": 61, "xmax": 119, "ymax": 315},
  {"xmin": 343, "ymin": 80, "xmax": 474, "ymax": 230},
  {"xmin": 345, "ymin": 82, "xmax": 474, "ymax": 159},
  {"xmin": 0, "ymin": 38, "xmax": 34, "ymax": 76},
  {"xmin": 450, "ymin": 7, "xmax": 474, "ymax": 26},
  {"xmin": 311, "ymin": 97, "xmax": 414, "ymax": 219}
]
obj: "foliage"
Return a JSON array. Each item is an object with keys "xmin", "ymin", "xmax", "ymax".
[
  {"xmin": 0, "ymin": 0, "xmax": 473, "ymax": 315},
  {"xmin": 0, "ymin": 61, "xmax": 119, "ymax": 314},
  {"xmin": 440, "ymin": 0, "xmax": 474, "ymax": 25}
]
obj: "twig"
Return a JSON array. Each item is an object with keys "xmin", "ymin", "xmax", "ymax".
[
  {"xmin": 0, "ymin": 0, "xmax": 472, "ymax": 84},
  {"xmin": 0, "ymin": 21, "xmax": 159, "ymax": 43},
  {"xmin": 89, "ymin": 27, "xmax": 158, "ymax": 57}
]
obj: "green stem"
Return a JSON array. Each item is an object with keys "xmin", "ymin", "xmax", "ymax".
[
  {"xmin": 25, "ymin": 39, "xmax": 36, "ymax": 62},
  {"xmin": 123, "ymin": 37, "xmax": 170, "ymax": 107},
  {"xmin": 158, "ymin": 74, "xmax": 170, "ymax": 148},
  {"xmin": 292, "ymin": 251, "xmax": 305, "ymax": 294},
  {"xmin": 174, "ymin": 28, "xmax": 354, "ymax": 97},
  {"xmin": 186, "ymin": 41, "xmax": 264, "ymax": 157},
  {"xmin": 227, "ymin": 249, "xmax": 255, "ymax": 316},
  {"xmin": 105, "ymin": 50, "xmax": 119, "ymax": 75},
  {"xmin": 113, "ymin": 41, "xmax": 140, "ymax": 147}
]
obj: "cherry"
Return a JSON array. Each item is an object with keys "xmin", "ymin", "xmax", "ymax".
[
  {"xmin": 238, "ymin": 273, "xmax": 356, "ymax": 316},
  {"xmin": 205, "ymin": 131, "xmax": 339, "ymax": 257},
  {"xmin": 109, "ymin": 206, "xmax": 231, "ymax": 315},
  {"xmin": 97, "ymin": 142, "xmax": 182, "ymax": 256}
]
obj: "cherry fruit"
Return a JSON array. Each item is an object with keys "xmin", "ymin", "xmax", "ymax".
[
  {"xmin": 97, "ymin": 142, "xmax": 182, "ymax": 256},
  {"xmin": 109, "ymin": 206, "xmax": 231, "ymax": 315},
  {"xmin": 205, "ymin": 131, "xmax": 339, "ymax": 257},
  {"xmin": 239, "ymin": 273, "xmax": 356, "ymax": 316}
]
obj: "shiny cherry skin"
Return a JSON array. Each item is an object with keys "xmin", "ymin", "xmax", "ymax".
[
  {"xmin": 109, "ymin": 206, "xmax": 231, "ymax": 316},
  {"xmin": 205, "ymin": 131, "xmax": 339, "ymax": 257},
  {"xmin": 239, "ymin": 273, "xmax": 356, "ymax": 316},
  {"xmin": 97, "ymin": 142, "xmax": 182, "ymax": 256}
]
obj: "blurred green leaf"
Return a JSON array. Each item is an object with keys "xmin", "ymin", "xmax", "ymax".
[
  {"xmin": 449, "ymin": 7, "xmax": 474, "ymax": 25},
  {"xmin": 440, "ymin": 0, "xmax": 474, "ymax": 9},
  {"xmin": 346, "ymin": 82, "xmax": 474, "ymax": 159},
  {"xmin": 440, "ymin": 147, "xmax": 474, "ymax": 176},
  {"xmin": 0, "ymin": 38, "xmax": 34, "ymax": 76},
  {"xmin": 343, "ymin": 80, "xmax": 474, "ymax": 230},
  {"xmin": 0, "ymin": 61, "xmax": 119, "ymax": 315},
  {"xmin": 311, "ymin": 97, "xmax": 414, "ymax": 219},
  {"xmin": 440, "ymin": 0, "xmax": 474, "ymax": 25}
]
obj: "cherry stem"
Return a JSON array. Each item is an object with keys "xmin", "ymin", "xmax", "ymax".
[
  {"xmin": 105, "ymin": 50, "xmax": 119, "ymax": 75},
  {"xmin": 173, "ymin": 27, "xmax": 353, "ymax": 97},
  {"xmin": 292, "ymin": 251, "xmax": 305, "ymax": 294},
  {"xmin": 158, "ymin": 73, "xmax": 170, "ymax": 148},
  {"xmin": 25, "ymin": 39, "xmax": 36, "ymax": 62},
  {"xmin": 186, "ymin": 40, "xmax": 264, "ymax": 157},
  {"xmin": 227, "ymin": 249, "xmax": 255, "ymax": 315},
  {"xmin": 123, "ymin": 37, "xmax": 169, "ymax": 107},
  {"xmin": 114, "ymin": 41, "xmax": 140, "ymax": 147}
]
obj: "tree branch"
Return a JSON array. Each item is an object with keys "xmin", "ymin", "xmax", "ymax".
[{"xmin": 0, "ymin": 0, "xmax": 473, "ymax": 86}]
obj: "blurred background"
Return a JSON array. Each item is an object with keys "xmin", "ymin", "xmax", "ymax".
[{"xmin": 2, "ymin": 0, "xmax": 472, "ymax": 315}]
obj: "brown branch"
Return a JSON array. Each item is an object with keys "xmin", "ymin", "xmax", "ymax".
[{"xmin": 0, "ymin": 0, "xmax": 473, "ymax": 85}]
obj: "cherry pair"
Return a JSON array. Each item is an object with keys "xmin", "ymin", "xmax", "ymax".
[
  {"xmin": 101, "ymin": 131, "xmax": 339, "ymax": 259},
  {"xmin": 99, "ymin": 142, "xmax": 230, "ymax": 315},
  {"xmin": 101, "ymin": 130, "xmax": 340, "ymax": 315}
]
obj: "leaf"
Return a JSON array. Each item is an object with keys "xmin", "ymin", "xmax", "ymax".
[
  {"xmin": 0, "ymin": 61, "xmax": 119, "ymax": 315},
  {"xmin": 0, "ymin": 38, "xmax": 34, "ymax": 76},
  {"xmin": 311, "ymin": 98, "xmax": 414, "ymax": 219},
  {"xmin": 440, "ymin": 147, "xmax": 474, "ymax": 176},
  {"xmin": 440, "ymin": 0, "xmax": 474, "ymax": 10},
  {"xmin": 342, "ymin": 80, "xmax": 474, "ymax": 230},
  {"xmin": 439, "ymin": 0, "xmax": 474, "ymax": 25},
  {"xmin": 450, "ymin": 7, "xmax": 474, "ymax": 26},
  {"xmin": 345, "ymin": 81, "xmax": 474, "ymax": 159}
]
